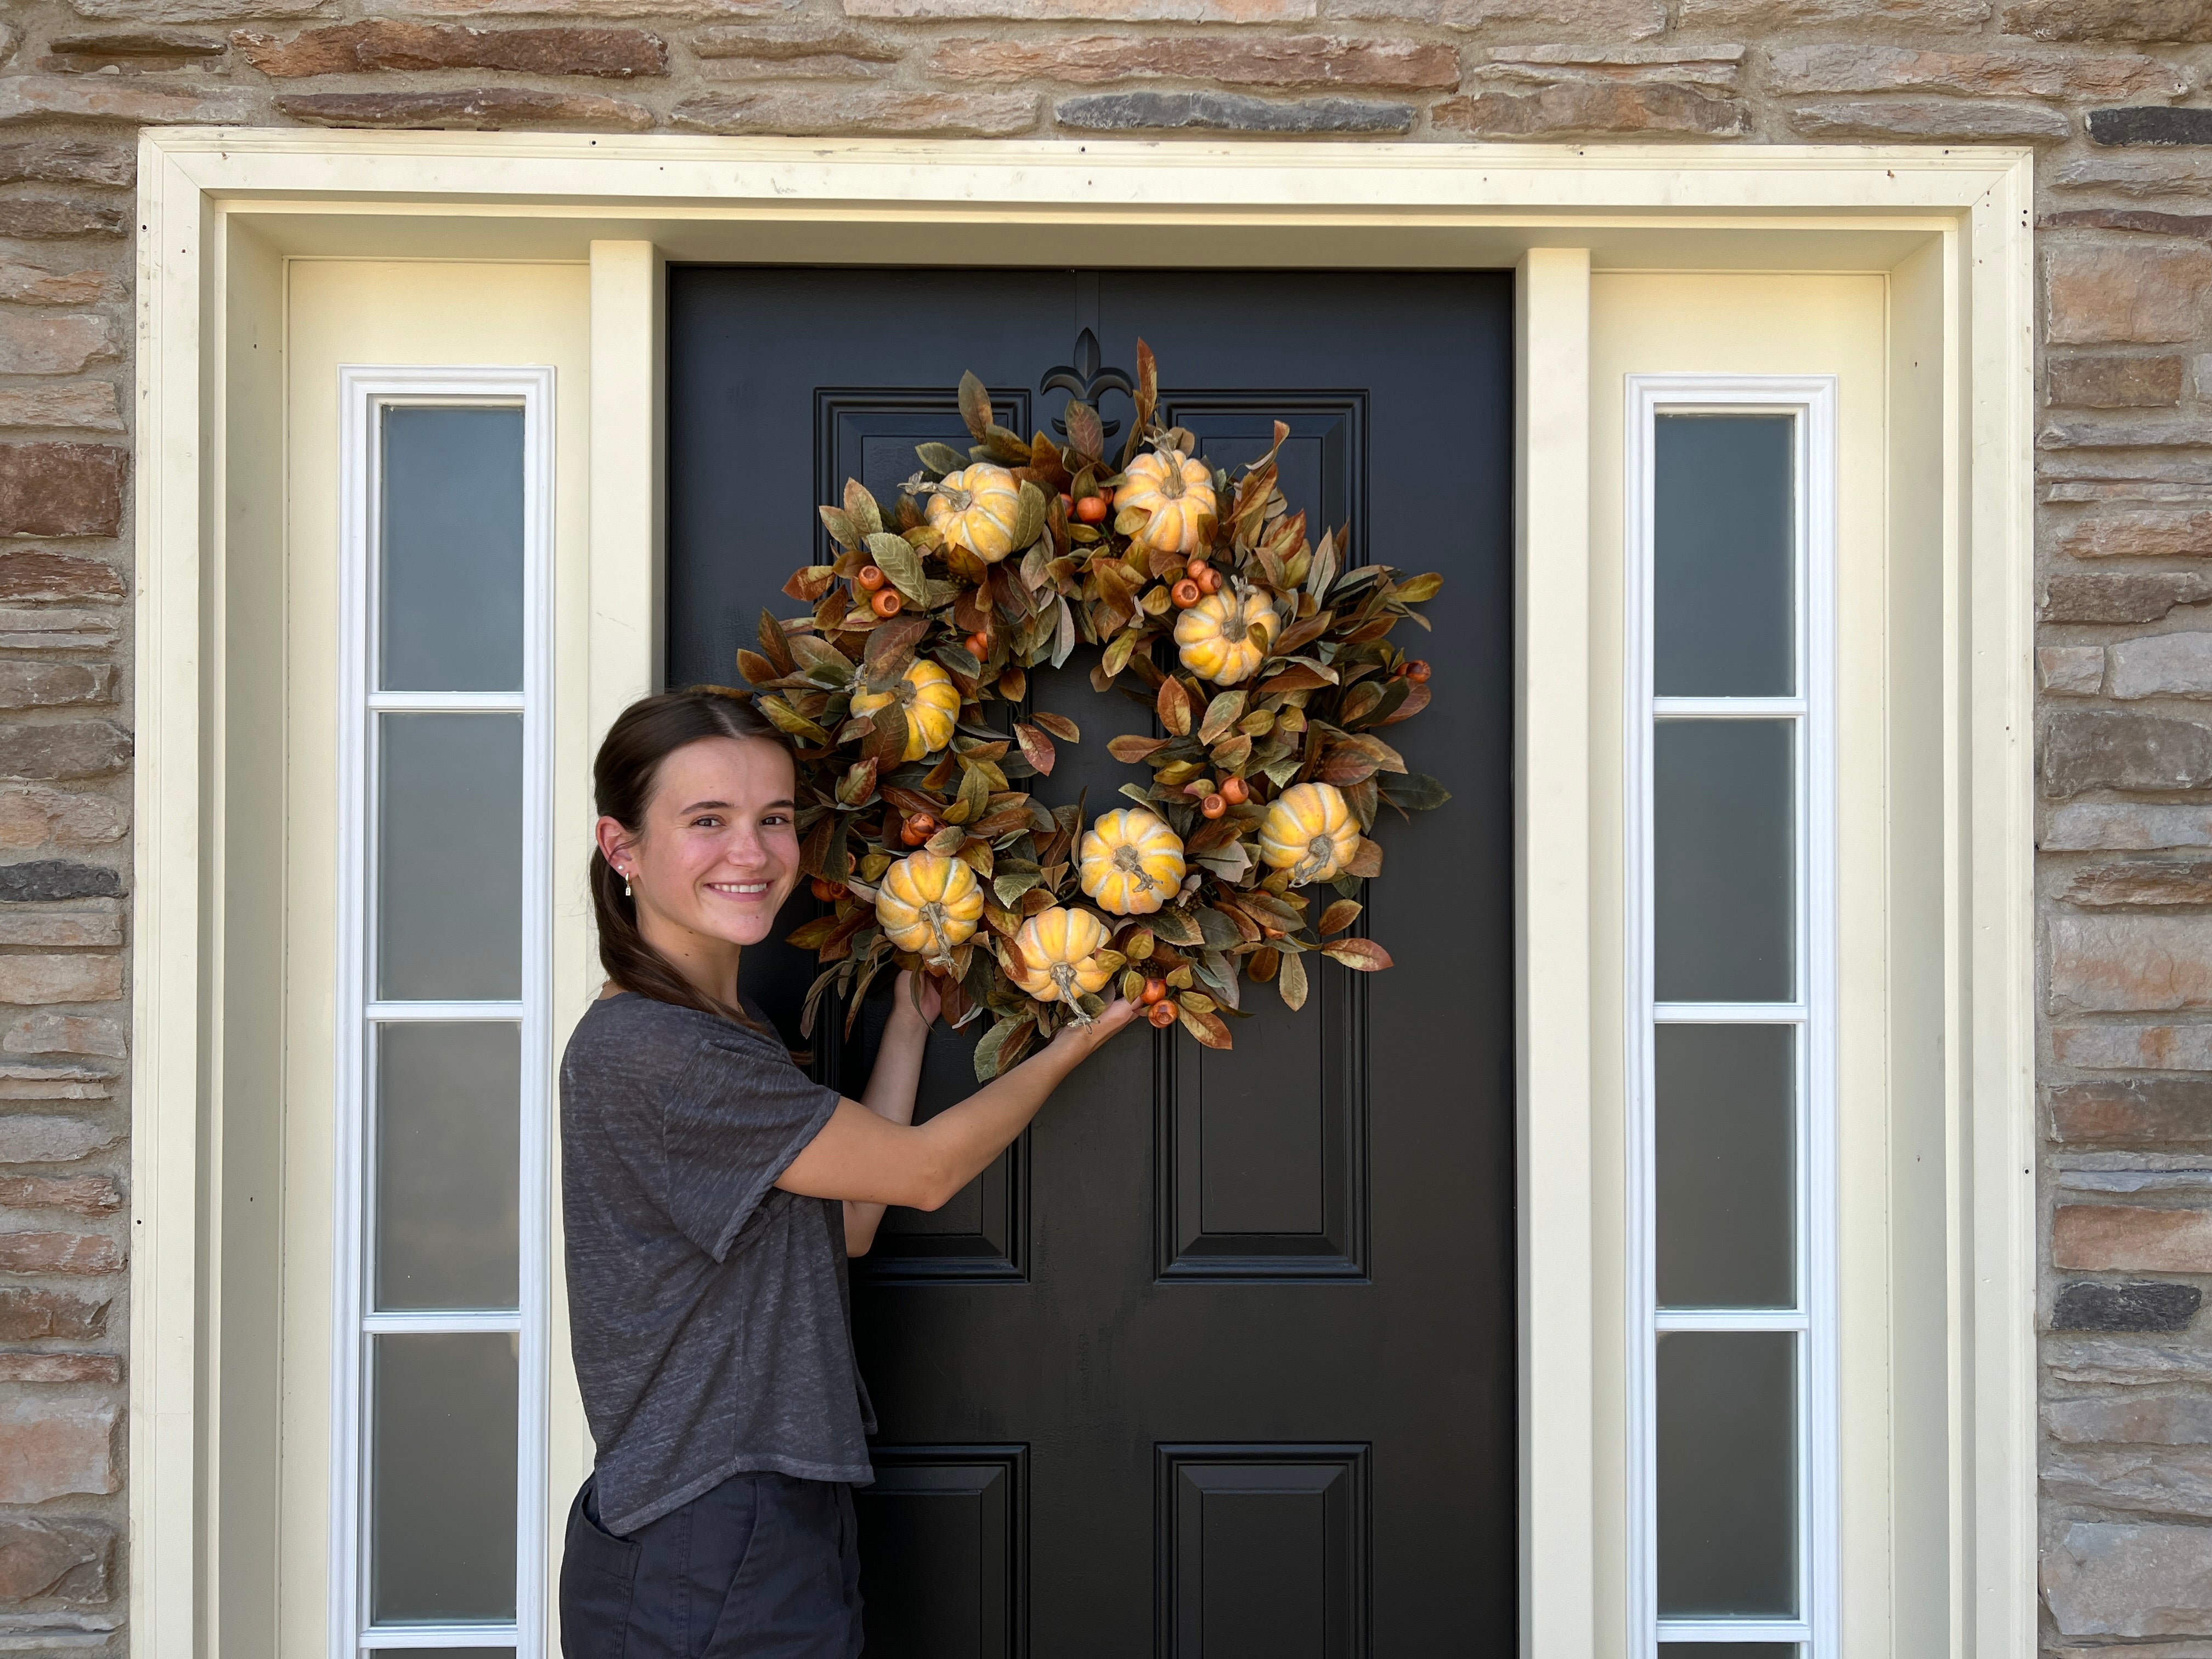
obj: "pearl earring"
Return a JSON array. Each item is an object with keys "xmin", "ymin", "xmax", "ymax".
[{"xmin": 623, "ymin": 870, "xmax": 632, "ymax": 899}]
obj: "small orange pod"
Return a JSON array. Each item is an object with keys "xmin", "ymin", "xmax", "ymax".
[
  {"xmin": 1076, "ymin": 495, "xmax": 1110, "ymax": 524},
  {"xmin": 1140, "ymin": 977, "xmax": 1168, "ymax": 1006},
  {"xmin": 856, "ymin": 565, "xmax": 886, "ymax": 592},
  {"xmin": 1148, "ymin": 1000, "xmax": 1180, "ymax": 1029},
  {"xmin": 1200, "ymin": 793, "xmax": 1228, "ymax": 820},
  {"xmin": 964, "ymin": 631, "xmax": 990, "ymax": 658},
  {"xmin": 809, "ymin": 877, "xmax": 844, "ymax": 902},
  {"xmin": 1404, "ymin": 658, "xmax": 1432, "ymax": 684},
  {"xmin": 1219, "ymin": 776, "xmax": 1249, "ymax": 805},
  {"xmin": 871, "ymin": 588, "xmax": 904, "ymax": 618},
  {"xmin": 1197, "ymin": 565, "xmax": 1222, "ymax": 594},
  {"xmin": 1171, "ymin": 578, "xmax": 1203, "ymax": 608}
]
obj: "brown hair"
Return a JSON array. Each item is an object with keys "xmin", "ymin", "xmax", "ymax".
[{"xmin": 590, "ymin": 687, "xmax": 794, "ymax": 1030}]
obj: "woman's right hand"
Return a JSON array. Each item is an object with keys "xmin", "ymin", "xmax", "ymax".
[{"xmin": 1046, "ymin": 997, "xmax": 1141, "ymax": 1062}]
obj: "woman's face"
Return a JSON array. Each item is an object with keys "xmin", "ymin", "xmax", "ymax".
[{"xmin": 599, "ymin": 735, "xmax": 802, "ymax": 950}]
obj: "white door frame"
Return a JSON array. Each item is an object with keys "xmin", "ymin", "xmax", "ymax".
[{"xmin": 132, "ymin": 132, "xmax": 2035, "ymax": 1659}]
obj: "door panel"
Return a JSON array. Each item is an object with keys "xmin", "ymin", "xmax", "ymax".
[{"xmin": 667, "ymin": 267, "xmax": 1514, "ymax": 1655}]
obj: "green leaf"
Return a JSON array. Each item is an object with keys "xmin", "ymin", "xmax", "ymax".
[
  {"xmin": 1379, "ymin": 772, "xmax": 1452, "ymax": 812},
  {"xmin": 1389, "ymin": 571, "xmax": 1444, "ymax": 605},
  {"xmin": 974, "ymin": 1013, "xmax": 1031, "ymax": 1081},
  {"xmin": 1198, "ymin": 690, "xmax": 1248, "ymax": 746},
  {"xmin": 1196, "ymin": 907, "xmax": 1243, "ymax": 951},
  {"xmin": 1277, "ymin": 948, "xmax": 1309, "ymax": 1011},
  {"xmin": 843, "ymin": 478, "xmax": 883, "ymax": 538},
  {"xmin": 1149, "ymin": 907, "xmax": 1205, "ymax": 948},
  {"xmin": 866, "ymin": 532, "xmax": 929, "ymax": 604},
  {"xmin": 758, "ymin": 696, "xmax": 830, "ymax": 744},
  {"xmin": 1013, "ymin": 480, "xmax": 1048, "ymax": 551},
  {"xmin": 915, "ymin": 441, "xmax": 967, "ymax": 476},
  {"xmin": 788, "ymin": 633, "xmax": 854, "ymax": 686},
  {"xmin": 819, "ymin": 505, "xmax": 859, "ymax": 551}
]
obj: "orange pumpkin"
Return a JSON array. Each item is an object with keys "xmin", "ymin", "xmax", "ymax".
[
  {"xmin": 924, "ymin": 462, "xmax": 1025, "ymax": 563},
  {"xmin": 1118, "ymin": 448, "xmax": 1216, "ymax": 554},
  {"xmin": 1009, "ymin": 906, "xmax": 1114, "ymax": 1015},
  {"xmin": 1258, "ymin": 782, "xmax": 1362, "ymax": 887}
]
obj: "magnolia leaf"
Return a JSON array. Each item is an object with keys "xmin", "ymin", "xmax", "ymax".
[
  {"xmin": 785, "ymin": 915, "xmax": 844, "ymax": 951},
  {"xmin": 1390, "ymin": 571, "xmax": 1444, "ymax": 605},
  {"xmin": 1178, "ymin": 990, "xmax": 1216, "ymax": 1015},
  {"xmin": 1119, "ymin": 782, "xmax": 1158, "ymax": 809},
  {"xmin": 1014, "ymin": 720, "xmax": 1058, "ymax": 776},
  {"xmin": 1321, "ymin": 937, "xmax": 1393, "ymax": 972},
  {"xmin": 1378, "ymin": 680, "xmax": 1431, "ymax": 726},
  {"xmin": 1135, "ymin": 337, "xmax": 1159, "ymax": 427},
  {"xmin": 1278, "ymin": 948, "xmax": 1310, "ymax": 1011},
  {"xmin": 1198, "ymin": 690, "xmax": 1247, "ymax": 745},
  {"xmin": 1345, "ymin": 836, "xmax": 1384, "ymax": 879},
  {"xmin": 788, "ymin": 633, "xmax": 855, "ymax": 685},
  {"xmin": 926, "ymin": 824, "xmax": 966, "ymax": 856},
  {"xmin": 784, "ymin": 565, "xmax": 837, "ymax": 602},
  {"xmin": 982, "ymin": 424, "xmax": 1031, "ymax": 465},
  {"xmin": 1380, "ymin": 771, "xmax": 1453, "ymax": 812},
  {"xmin": 1149, "ymin": 907, "xmax": 1205, "ymax": 948},
  {"xmin": 819, "ymin": 506, "xmax": 859, "ymax": 551},
  {"xmin": 1318, "ymin": 899, "xmax": 1363, "ymax": 936},
  {"xmin": 736, "ymin": 648, "xmax": 782, "ymax": 686},
  {"xmin": 915, "ymin": 441, "xmax": 966, "ymax": 476},
  {"xmin": 1262, "ymin": 754, "xmax": 1304, "ymax": 788},
  {"xmin": 843, "ymin": 478, "xmax": 883, "ymax": 538},
  {"xmin": 1307, "ymin": 529, "xmax": 1340, "ymax": 601},
  {"xmin": 1052, "ymin": 599, "xmax": 1077, "ymax": 669},
  {"xmin": 759, "ymin": 697, "xmax": 830, "ymax": 744},
  {"xmin": 1157, "ymin": 675, "xmax": 1193, "ymax": 737},
  {"xmin": 1102, "ymin": 629, "xmax": 1139, "ymax": 681},
  {"xmin": 866, "ymin": 532, "xmax": 928, "ymax": 604},
  {"xmin": 758, "ymin": 608, "xmax": 795, "ymax": 675},
  {"xmin": 1031, "ymin": 710, "xmax": 1080, "ymax": 743},
  {"xmin": 1195, "ymin": 839, "xmax": 1253, "ymax": 884},
  {"xmin": 836, "ymin": 758, "xmax": 879, "ymax": 808},
  {"xmin": 958, "ymin": 371, "xmax": 992, "ymax": 441},
  {"xmin": 860, "ymin": 704, "xmax": 908, "ymax": 768},
  {"xmin": 944, "ymin": 760, "xmax": 991, "ymax": 825},
  {"xmin": 1064, "ymin": 399, "xmax": 1105, "ymax": 462},
  {"xmin": 864, "ymin": 613, "xmax": 930, "ymax": 676},
  {"xmin": 1196, "ymin": 907, "xmax": 1244, "ymax": 952},
  {"xmin": 1178, "ymin": 1002, "xmax": 1233, "ymax": 1049},
  {"xmin": 1013, "ymin": 480, "xmax": 1048, "ymax": 551},
  {"xmin": 974, "ymin": 1013, "xmax": 1033, "ymax": 1081},
  {"xmin": 1108, "ymin": 733, "xmax": 1169, "ymax": 764},
  {"xmin": 994, "ymin": 868, "xmax": 1042, "ymax": 907},
  {"xmin": 1258, "ymin": 663, "xmax": 1336, "ymax": 695}
]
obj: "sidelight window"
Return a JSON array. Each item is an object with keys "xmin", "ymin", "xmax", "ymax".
[
  {"xmin": 1625, "ymin": 379, "xmax": 1837, "ymax": 1658},
  {"xmin": 331, "ymin": 369, "xmax": 555, "ymax": 1659}
]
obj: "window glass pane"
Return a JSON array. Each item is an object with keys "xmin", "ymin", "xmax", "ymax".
[
  {"xmin": 375, "ymin": 1024, "xmax": 520, "ymax": 1312},
  {"xmin": 370, "ymin": 1332, "xmax": 517, "ymax": 1624},
  {"xmin": 1660, "ymin": 1647, "xmax": 1797, "ymax": 1658},
  {"xmin": 1657, "ymin": 1331, "xmax": 1797, "ymax": 1618},
  {"xmin": 378, "ymin": 713, "xmax": 522, "ymax": 1001},
  {"xmin": 1655, "ymin": 414, "xmax": 1795, "ymax": 697},
  {"xmin": 1657, "ymin": 1025, "xmax": 1796, "ymax": 1310},
  {"xmin": 1654, "ymin": 719, "xmax": 1794, "ymax": 1003},
  {"xmin": 380, "ymin": 407, "xmax": 524, "ymax": 694}
]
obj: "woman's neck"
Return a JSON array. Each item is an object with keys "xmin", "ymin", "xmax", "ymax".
[{"xmin": 635, "ymin": 906, "xmax": 744, "ymax": 1008}]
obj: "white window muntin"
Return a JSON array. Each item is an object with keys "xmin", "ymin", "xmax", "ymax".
[
  {"xmin": 332, "ymin": 365, "xmax": 556, "ymax": 1659},
  {"xmin": 1623, "ymin": 374, "xmax": 1838, "ymax": 1657}
]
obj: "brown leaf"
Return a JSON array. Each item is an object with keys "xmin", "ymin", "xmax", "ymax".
[
  {"xmin": 1320, "ymin": 938, "xmax": 1392, "ymax": 972},
  {"xmin": 1177, "ymin": 1002, "xmax": 1234, "ymax": 1049},
  {"xmin": 1198, "ymin": 690, "xmax": 1247, "ymax": 746},
  {"xmin": 736, "ymin": 648, "xmax": 782, "ymax": 686},
  {"xmin": 1248, "ymin": 945, "xmax": 1280, "ymax": 983},
  {"xmin": 1135, "ymin": 338, "xmax": 1158, "ymax": 428},
  {"xmin": 1031, "ymin": 711, "xmax": 1080, "ymax": 744},
  {"xmin": 784, "ymin": 565, "xmax": 837, "ymax": 602},
  {"xmin": 1378, "ymin": 680, "xmax": 1430, "ymax": 725},
  {"xmin": 1345, "ymin": 838, "xmax": 1384, "ymax": 879},
  {"xmin": 1014, "ymin": 720, "xmax": 1058, "ymax": 776},
  {"xmin": 1157, "ymin": 675, "xmax": 1193, "ymax": 737},
  {"xmin": 1108, "ymin": 734, "xmax": 1170, "ymax": 764},
  {"xmin": 1318, "ymin": 899, "xmax": 1362, "ymax": 936},
  {"xmin": 1278, "ymin": 948, "xmax": 1310, "ymax": 1011},
  {"xmin": 998, "ymin": 667, "xmax": 1027, "ymax": 702},
  {"xmin": 1258, "ymin": 663, "xmax": 1336, "ymax": 695},
  {"xmin": 1318, "ymin": 747, "xmax": 1378, "ymax": 787},
  {"xmin": 819, "ymin": 505, "xmax": 859, "ymax": 551},
  {"xmin": 958, "ymin": 370, "xmax": 992, "ymax": 440},
  {"xmin": 758, "ymin": 608, "xmax": 795, "ymax": 675},
  {"xmin": 1064, "ymin": 399, "xmax": 1104, "ymax": 462},
  {"xmin": 784, "ymin": 915, "xmax": 844, "ymax": 951},
  {"xmin": 843, "ymin": 478, "xmax": 883, "ymax": 538},
  {"xmin": 860, "ymin": 705, "xmax": 909, "ymax": 768}
]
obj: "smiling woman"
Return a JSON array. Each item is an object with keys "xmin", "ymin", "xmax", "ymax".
[{"xmin": 557, "ymin": 687, "xmax": 1135, "ymax": 1656}]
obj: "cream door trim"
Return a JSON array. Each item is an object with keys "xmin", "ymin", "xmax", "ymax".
[{"xmin": 133, "ymin": 132, "xmax": 2035, "ymax": 1659}]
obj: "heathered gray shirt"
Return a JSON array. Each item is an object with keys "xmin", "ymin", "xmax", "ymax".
[{"xmin": 560, "ymin": 991, "xmax": 874, "ymax": 1536}]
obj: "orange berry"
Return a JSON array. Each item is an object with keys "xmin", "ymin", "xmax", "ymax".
[
  {"xmin": 1148, "ymin": 1000, "xmax": 1180, "ymax": 1029},
  {"xmin": 1404, "ymin": 658, "xmax": 1432, "ymax": 684},
  {"xmin": 1200, "ymin": 793, "xmax": 1228, "ymax": 820},
  {"xmin": 856, "ymin": 564, "xmax": 886, "ymax": 592},
  {"xmin": 1076, "ymin": 495, "xmax": 1110, "ymax": 524},
  {"xmin": 810, "ymin": 877, "xmax": 844, "ymax": 902},
  {"xmin": 1197, "ymin": 565, "xmax": 1222, "ymax": 594},
  {"xmin": 964, "ymin": 631, "xmax": 990, "ymax": 658},
  {"xmin": 1171, "ymin": 578, "xmax": 1203, "ymax": 608},
  {"xmin": 871, "ymin": 588, "xmax": 904, "ymax": 618},
  {"xmin": 1219, "ymin": 776, "xmax": 1249, "ymax": 805},
  {"xmin": 1140, "ymin": 977, "xmax": 1168, "ymax": 1006}
]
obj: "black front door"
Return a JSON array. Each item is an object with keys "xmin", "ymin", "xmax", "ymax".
[{"xmin": 667, "ymin": 268, "xmax": 1515, "ymax": 1656}]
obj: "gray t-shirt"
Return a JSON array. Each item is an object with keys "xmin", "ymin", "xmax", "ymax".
[{"xmin": 559, "ymin": 991, "xmax": 874, "ymax": 1535}]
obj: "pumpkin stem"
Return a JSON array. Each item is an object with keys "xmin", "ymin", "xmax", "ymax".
[
  {"xmin": 1114, "ymin": 844, "xmax": 1165, "ymax": 895},
  {"xmin": 923, "ymin": 902, "xmax": 955, "ymax": 971},
  {"xmin": 1049, "ymin": 962, "xmax": 1094, "ymax": 1025}
]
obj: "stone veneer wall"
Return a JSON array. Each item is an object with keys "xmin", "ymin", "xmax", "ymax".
[{"xmin": 0, "ymin": 0, "xmax": 2202, "ymax": 1648}]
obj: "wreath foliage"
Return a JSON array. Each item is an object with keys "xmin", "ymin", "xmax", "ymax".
[{"xmin": 740, "ymin": 343, "xmax": 1450, "ymax": 1080}]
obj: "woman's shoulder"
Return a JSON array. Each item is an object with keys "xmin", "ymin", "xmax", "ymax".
[{"xmin": 563, "ymin": 991, "xmax": 788, "ymax": 1080}]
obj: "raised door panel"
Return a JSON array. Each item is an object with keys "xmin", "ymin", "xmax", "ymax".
[
  {"xmin": 1158, "ymin": 1444, "xmax": 1368, "ymax": 1659},
  {"xmin": 857, "ymin": 1446, "xmax": 1025, "ymax": 1658}
]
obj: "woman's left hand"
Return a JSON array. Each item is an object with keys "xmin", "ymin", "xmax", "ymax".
[{"xmin": 889, "ymin": 969, "xmax": 943, "ymax": 1030}]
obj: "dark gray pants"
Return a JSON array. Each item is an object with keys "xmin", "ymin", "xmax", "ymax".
[{"xmin": 559, "ymin": 1471, "xmax": 862, "ymax": 1658}]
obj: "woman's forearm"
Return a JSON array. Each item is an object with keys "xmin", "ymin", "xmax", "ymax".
[{"xmin": 844, "ymin": 1007, "xmax": 931, "ymax": 1254}]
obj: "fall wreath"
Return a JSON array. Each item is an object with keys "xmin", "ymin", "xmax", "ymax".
[{"xmin": 737, "ymin": 344, "xmax": 1449, "ymax": 1080}]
